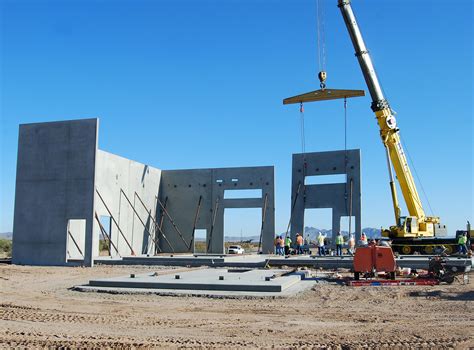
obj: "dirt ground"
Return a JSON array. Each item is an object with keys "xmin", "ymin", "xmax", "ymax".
[{"xmin": 0, "ymin": 264, "xmax": 473, "ymax": 349}]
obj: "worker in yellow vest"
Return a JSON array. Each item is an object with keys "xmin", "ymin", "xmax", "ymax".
[
  {"xmin": 335, "ymin": 232, "xmax": 344, "ymax": 256},
  {"xmin": 317, "ymin": 232, "xmax": 326, "ymax": 256},
  {"xmin": 458, "ymin": 232, "xmax": 468, "ymax": 255},
  {"xmin": 284, "ymin": 236, "xmax": 292, "ymax": 255}
]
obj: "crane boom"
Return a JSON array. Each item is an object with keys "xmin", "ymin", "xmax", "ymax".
[{"xmin": 337, "ymin": 0, "xmax": 440, "ymax": 237}]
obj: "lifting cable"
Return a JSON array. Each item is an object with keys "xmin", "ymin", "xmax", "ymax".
[
  {"xmin": 343, "ymin": 97, "xmax": 352, "ymax": 236},
  {"xmin": 299, "ymin": 102, "xmax": 308, "ymax": 206},
  {"xmin": 343, "ymin": 97, "xmax": 349, "ymax": 212}
]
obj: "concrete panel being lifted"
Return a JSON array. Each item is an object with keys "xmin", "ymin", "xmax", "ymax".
[{"xmin": 290, "ymin": 150, "xmax": 362, "ymax": 246}]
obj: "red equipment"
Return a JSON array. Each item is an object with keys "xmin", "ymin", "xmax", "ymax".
[
  {"xmin": 348, "ymin": 279, "xmax": 439, "ymax": 287},
  {"xmin": 353, "ymin": 243, "xmax": 397, "ymax": 280}
]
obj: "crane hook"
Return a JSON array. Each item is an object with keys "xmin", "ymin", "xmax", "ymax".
[{"xmin": 318, "ymin": 71, "xmax": 327, "ymax": 89}]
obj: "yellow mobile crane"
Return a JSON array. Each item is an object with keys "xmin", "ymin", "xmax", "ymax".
[{"xmin": 338, "ymin": 0, "xmax": 460, "ymax": 254}]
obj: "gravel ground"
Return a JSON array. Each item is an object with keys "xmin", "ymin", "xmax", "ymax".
[{"xmin": 0, "ymin": 264, "xmax": 473, "ymax": 349}]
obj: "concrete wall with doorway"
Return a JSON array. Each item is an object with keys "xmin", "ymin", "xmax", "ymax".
[
  {"xmin": 290, "ymin": 150, "xmax": 361, "ymax": 247},
  {"xmin": 12, "ymin": 119, "xmax": 98, "ymax": 266},
  {"xmin": 159, "ymin": 166, "xmax": 275, "ymax": 254}
]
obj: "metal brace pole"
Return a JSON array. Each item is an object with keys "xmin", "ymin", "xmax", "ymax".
[
  {"xmin": 134, "ymin": 192, "xmax": 175, "ymax": 253},
  {"xmin": 156, "ymin": 196, "xmax": 168, "ymax": 254},
  {"xmin": 94, "ymin": 212, "xmax": 120, "ymax": 256},
  {"xmin": 207, "ymin": 197, "xmax": 220, "ymax": 253},
  {"xmin": 285, "ymin": 182, "xmax": 302, "ymax": 239},
  {"xmin": 95, "ymin": 189, "xmax": 135, "ymax": 255},
  {"xmin": 67, "ymin": 229, "xmax": 84, "ymax": 258},
  {"xmin": 189, "ymin": 195, "xmax": 203, "ymax": 252},
  {"xmin": 258, "ymin": 193, "xmax": 269, "ymax": 253},
  {"xmin": 156, "ymin": 197, "xmax": 190, "ymax": 249},
  {"xmin": 349, "ymin": 178, "xmax": 353, "ymax": 238},
  {"xmin": 120, "ymin": 189, "xmax": 162, "ymax": 253}
]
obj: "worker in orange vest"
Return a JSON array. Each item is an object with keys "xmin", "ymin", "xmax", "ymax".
[
  {"xmin": 278, "ymin": 235, "xmax": 285, "ymax": 256},
  {"xmin": 348, "ymin": 234, "xmax": 355, "ymax": 255},
  {"xmin": 296, "ymin": 233, "xmax": 304, "ymax": 255},
  {"xmin": 275, "ymin": 235, "xmax": 281, "ymax": 255}
]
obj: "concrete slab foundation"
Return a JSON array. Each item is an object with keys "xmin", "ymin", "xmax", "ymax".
[
  {"xmin": 88, "ymin": 268, "xmax": 304, "ymax": 293},
  {"xmin": 75, "ymin": 268, "xmax": 317, "ymax": 298}
]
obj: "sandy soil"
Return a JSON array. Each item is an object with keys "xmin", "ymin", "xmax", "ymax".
[{"xmin": 0, "ymin": 264, "xmax": 473, "ymax": 349}]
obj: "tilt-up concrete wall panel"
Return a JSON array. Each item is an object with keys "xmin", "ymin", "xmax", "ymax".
[
  {"xmin": 159, "ymin": 166, "xmax": 275, "ymax": 254},
  {"xmin": 12, "ymin": 119, "xmax": 98, "ymax": 266},
  {"xmin": 94, "ymin": 150, "xmax": 161, "ymax": 257},
  {"xmin": 290, "ymin": 150, "xmax": 362, "ymax": 246}
]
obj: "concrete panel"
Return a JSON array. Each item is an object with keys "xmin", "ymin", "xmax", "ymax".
[
  {"xmin": 12, "ymin": 119, "xmax": 98, "ymax": 266},
  {"xmin": 290, "ymin": 150, "xmax": 362, "ymax": 246},
  {"xmin": 94, "ymin": 150, "xmax": 161, "ymax": 257},
  {"xmin": 159, "ymin": 166, "xmax": 275, "ymax": 254}
]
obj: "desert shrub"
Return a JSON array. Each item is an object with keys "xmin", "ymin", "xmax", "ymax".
[
  {"xmin": 0, "ymin": 239, "xmax": 12, "ymax": 257},
  {"xmin": 99, "ymin": 239, "xmax": 110, "ymax": 252}
]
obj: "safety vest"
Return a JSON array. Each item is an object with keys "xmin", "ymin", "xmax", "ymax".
[
  {"xmin": 336, "ymin": 235, "xmax": 344, "ymax": 245},
  {"xmin": 296, "ymin": 236, "xmax": 303, "ymax": 245},
  {"xmin": 458, "ymin": 236, "xmax": 467, "ymax": 245},
  {"xmin": 285, "ymin": 237, "xmax": 292, "ymax": 247},
  {"xmin": 318, "ymin": 236, "xmax": 325, "ymax": 246},
  {"xmin": 348, "ymin": 238, "xmax": 355, "ymax": 248}
]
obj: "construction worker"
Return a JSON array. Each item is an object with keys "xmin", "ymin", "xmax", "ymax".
[
  {"xmin": 284, "ymin": 236, "xmax": 292, "ymax": 255},
  {"xmin": 296, "ymin": 233, "xmax": 304, "ymax": 255},
  {"xmin": 317, "ymin": 232, "xmax": 326, "ymax": 256},
  {"xmin": 360, "ymin": 232, "xmax": 368, "ymax": 246},
  {"xmin": 278, "ymin": 235, "xmax": 285, "ymax": 256},
  {"xmin": 348, "ymin": 234, "xmax": 355, "ymax": 255},
  {"xmin": 275, "ymin": 235, "xmax": 281, "ymax": 255},
  {"xmin": 335, "ymin": 232, "xmax": 344, "ymax": 256},
  {"xmin": 458, "ymin": 232, "xmax": 468, "ymax": 255}
]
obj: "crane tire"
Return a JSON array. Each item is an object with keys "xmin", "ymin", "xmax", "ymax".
[
  {"xmin": 401, "ymin": 245, "xmax": 412, "ymax": 255},
  {"xmin": 424, "ymin": 245, "xmax": 434, "ymax": 255}
]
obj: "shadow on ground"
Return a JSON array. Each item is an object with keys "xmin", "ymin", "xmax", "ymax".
[{"xmin": 408, "ymin": 290, "xmax": 474, "ymax": 301}]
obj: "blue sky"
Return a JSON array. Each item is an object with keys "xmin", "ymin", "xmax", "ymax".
[{"xmin": 1, "ymin": 0, "xmax": 472, "ymax": 236}]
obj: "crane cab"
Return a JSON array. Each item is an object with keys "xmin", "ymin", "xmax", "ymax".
[{"xmin": 385, "ymin": 216, "xmax": 419, "ymax": 238}]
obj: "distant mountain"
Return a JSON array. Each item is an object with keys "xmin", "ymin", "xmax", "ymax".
[
  {"xmin": 0, "ymin": 232, "xmax": 13, "ymax": 240},
  {"xmin": 224, "ymin": 235, "xmax": 259, "ymax": 242}
]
